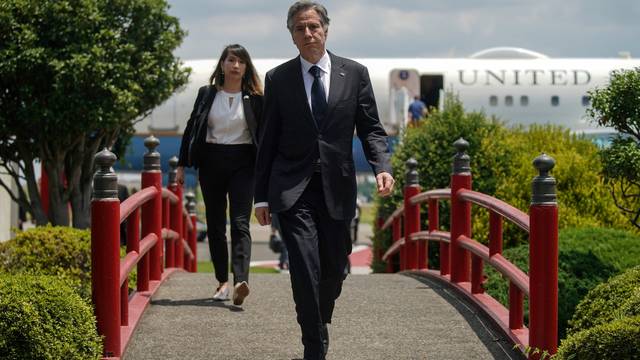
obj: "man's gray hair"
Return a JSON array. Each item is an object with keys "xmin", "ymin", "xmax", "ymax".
[{"xmin": 286, "ymin": 1, "xmax": 330, "ymax": 34}]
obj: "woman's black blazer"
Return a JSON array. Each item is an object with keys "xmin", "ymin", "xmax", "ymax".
[{"xmin": 177, "ymin": 85, "xmax": 263, "ymax": 169}]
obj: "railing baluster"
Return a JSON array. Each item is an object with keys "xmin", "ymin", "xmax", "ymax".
[
  {"xmin": 509, "ymin": 282, "xmax": 524, "ymax": 329},
  {"xmin": 120, "ymin": 282, "xmax": 128, "ymax": 328},
  {"xmin": 471, "ymin": 255, "xmax": 484, "ymax": 294},
  {"xmin": 127, "ymin": 208, "xmax": 141, "ymax": 286},
  {"xmin": 489, "ymin": 211, "xmax": 503, "ymax": 256},
  {"xmin": 163, "ymin": 196, "xmax": 171, "ymax": 269},
  {"xmin": 429, "ymin": 199, "xmax": 448, "ymax": 275}
]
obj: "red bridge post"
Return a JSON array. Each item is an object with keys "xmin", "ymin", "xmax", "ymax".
[
  {"xmin": 404, "ymin": 158, "xmax": 422, "ymax": 270},
  {"xmin": 529, "ymin": 154, "xmax": 558, "ymax": 358},
  {"xmin": 450, "ymin": 138, "xmax": 472, "ymax": 283},
  {"xmin": 90, "ymin": 148, "xmax": 121, "ymax": 358},
  {"xmin": 142, "ymin": 136, "xmax": 163, "ymax": 281},
  {"xmin": 186, "ymin": 192, "xmax": 198, "ymax": 272},
  {"xmin": 168, "ymin": 156, "xmax": 184, "ymax": 269}
]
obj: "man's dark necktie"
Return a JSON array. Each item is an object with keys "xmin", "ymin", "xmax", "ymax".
[{"xmin": 309, "ymin": 65, "xmax": 328, "ymax": 129}]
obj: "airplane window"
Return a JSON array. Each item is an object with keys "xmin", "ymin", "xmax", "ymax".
[
  {"xmin": 582, "ymin": 96, "xmax": 590, "ymax": 106},
  {"xmin": 505, "ymin": 96, "xmax": 513, "ymax": 106},
  {"xmin": 551, "ymin": 96, "xmax": 560, "ymax": 106},
  {"xmin": 489, "ymin": 95, "xmax": 498, "ymax": 106},
  {"xmin": 520, "ymin": 96, "xmax": 529, "ymax": 106}
]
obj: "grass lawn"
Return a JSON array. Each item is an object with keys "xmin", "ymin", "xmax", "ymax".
[
  {"xmin": 197, "ymin": 261, "xmax": 279, "ymax": 274},
  {"xmin": 359, "ymin": 203, "xmax": 375, "ymax": 225}
]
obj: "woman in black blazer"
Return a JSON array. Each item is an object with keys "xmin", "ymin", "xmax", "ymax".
[{"xmin": 177, "ymin": 44, "xmax": 263, "ymax": 306}]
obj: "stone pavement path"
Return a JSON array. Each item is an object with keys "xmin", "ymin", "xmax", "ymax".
[{"xmin": 124, "ymin": 273, "xmax": 524, "ymax": 360}]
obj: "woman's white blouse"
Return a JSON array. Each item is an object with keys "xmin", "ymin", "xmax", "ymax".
[{"xmin": 206, "ymin": 90, "xmax": 252, "ymax": 144}]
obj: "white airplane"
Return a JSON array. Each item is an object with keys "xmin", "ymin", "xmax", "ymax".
[{"xmin": 135, "ymin": 47, "xmax": 640, "ymax": 140}]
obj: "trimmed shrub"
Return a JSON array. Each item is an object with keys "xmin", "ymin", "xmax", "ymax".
[
  {"xmin": 556, "ymin": 316, "xmax": 640, "ymax": 360},
  {"xmin": 479, "ymin": 125, "xmax": 631, "ymax": 246},
  {"xmin": 619, "ymin": 287, "xmax": 640, "ymax": 318},
  {"xmin": 0, "ymin": 226, "xmax": 92, "ymax": 298},
  {"xmin": 0, "ymin": 225, "xmax": 137, "ymax": 300},
  {"xmin": 568, "ymin": 265, "xmax": 640, "ymax": 334},
  {"xmin": 484, "ymin": 227, "xmax": 640, "ymax": 340},
  {"xmin": 0, "ymin": 274, "xmax": 102, "ymax": 359}
]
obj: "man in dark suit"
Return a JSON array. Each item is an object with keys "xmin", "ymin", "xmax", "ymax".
[{"xmin": 254, "ymin": 2, "xmax": 394, "ymax": 359}]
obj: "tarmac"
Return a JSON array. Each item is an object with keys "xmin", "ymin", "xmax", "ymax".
[{"xmin": 123, "ymin": 272, "xmax": 524, "ymax": 360}]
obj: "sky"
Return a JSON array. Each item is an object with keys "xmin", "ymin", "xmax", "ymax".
[{"xmin": 166, "ymin": 0, "xmax": 640, "ymax": 61}]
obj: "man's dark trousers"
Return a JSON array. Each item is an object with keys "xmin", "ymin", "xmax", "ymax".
[{"xmin": 277, "ymin": 172, "xmax": 350, "ymax": 360}]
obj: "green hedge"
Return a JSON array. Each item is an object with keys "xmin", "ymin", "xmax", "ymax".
[
  {"xmin": 0, "ymin": 226, "xmax": 137, "ymax": 299},
  {"xmin": 474, "ymin": 125, "xmax": 631, "ymax": 246},
  {"xmin": 484, "ymin": 227, "xmax": 640, "ymax": 340},
  {"xmin": 0, "ymin": 226, "xmax": 92, "ymax": 298},
  {"xmin": 556, "ymin": 266, "xmax": 640, "ymax": 359},
  {"xmin": 568, "ymin": 265, "xmax": 640, "ymax": 334},
  {"xmin": 556, "ymin": 316, "xmax": 640, "ymax": 360},
  {"xmin": 0, "ymin": 274, "xmax": 102, "ymax": 359}
]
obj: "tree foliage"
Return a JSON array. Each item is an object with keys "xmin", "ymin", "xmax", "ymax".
[
  {"xmin": 588, "ymin": 68, "xmax": 640, "ymax": 230},
  {"xmin": 0, "ymin": 0, "xmax": 189, "ymax": 227}
]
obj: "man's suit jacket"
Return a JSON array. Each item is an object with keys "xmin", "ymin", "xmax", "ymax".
[
  {"xmin": 255, "ymin": 52, "xmax": 391, "ymax": 220},
  {"xmin": 178, "ymin": 85, "xmax": 263, "ymax": 169}
]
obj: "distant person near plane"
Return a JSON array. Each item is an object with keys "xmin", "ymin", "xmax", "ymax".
[
  {"xmin": 408, "ymin": 95, "xmax": 427, "ymax": 126},
  {"xmin": 177, "ymin": 44, "xmax": 263, "ymax": 306}
]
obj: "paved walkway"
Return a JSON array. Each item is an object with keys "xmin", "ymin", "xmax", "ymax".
[
  {"xmin": 197, "ymin": 223, "xmax": 375, "ymax": 273},
  {"xmin": 123, "ymin": 273, "xmax": 524, "ymax": 360}
]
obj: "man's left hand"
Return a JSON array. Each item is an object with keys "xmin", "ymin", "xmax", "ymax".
[{"xmin": 376, "ymin": 172, "xmax": 395, "ymax": 197}]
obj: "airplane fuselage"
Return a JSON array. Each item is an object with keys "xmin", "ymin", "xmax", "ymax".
[{"xmin": 135, "ymin": 55, "xmax": 640, "ymax": 137}]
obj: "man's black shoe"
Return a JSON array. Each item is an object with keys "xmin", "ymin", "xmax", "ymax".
[{"xmin": 321, "ymin": 324, "xmax": 329, "ymax": 357}]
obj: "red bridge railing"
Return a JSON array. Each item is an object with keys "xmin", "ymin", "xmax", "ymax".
[
  {"xmin": 91, "ymin": 136, "xmax": 198, "ymax": 359},
  {"xmin": 378, "ymin": 138, "xmax": 558, "ymax": 359}
]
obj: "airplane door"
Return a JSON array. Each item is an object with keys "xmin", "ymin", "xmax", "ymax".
[
  {"xmin": 420, "ymin": 75, "xmax": 444, "ymax": 110},
  {"xmin": 389, "ymin": 69, "xmax": 420, "ymax": 135}
]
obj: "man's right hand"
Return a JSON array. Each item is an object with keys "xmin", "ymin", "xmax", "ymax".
[{"xmin": 255, "ymin": 206, "xmax": 271, "ymax": 226}]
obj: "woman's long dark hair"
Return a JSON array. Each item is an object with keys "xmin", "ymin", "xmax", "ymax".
[{"xmin": 209, "ymin": 44, "xmax": 262, "ymax": 95}]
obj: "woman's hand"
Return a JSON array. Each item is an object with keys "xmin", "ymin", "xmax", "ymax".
[
  {"xmin": 176, "ymin": 166, "xmax": 185, "ymax": 185},
  {"xmin": 255, "ymin": 206, "xmax": 271, "ymax": 226}
]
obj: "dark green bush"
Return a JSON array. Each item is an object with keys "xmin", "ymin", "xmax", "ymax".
[
  {"xmin": 0, "ymin": 226, "xmax": 92, "ymax": 298},
  {"xmin": 556, "ymin": 316, "xmax": 640, "ymax": 360},
  {"xmin": 0, "ymin": 225, "xmax": 137, "ymax": 299},
  {"xmin": 568, "ymin": 265, "xmax": 640, "ymax": 334},
  {"xmin": 484, "ymin": 227, "xmax": 640, "ymax": 340},
  {"xmin": 0, "ymin": 274, "xmax": 102, "ymax": 359}
]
